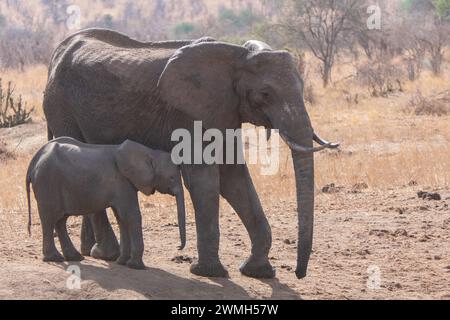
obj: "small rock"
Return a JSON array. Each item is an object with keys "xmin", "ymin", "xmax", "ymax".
[
  {"xmin": 434, "ymin": 255, "xmax": 442, "ymax": 260},
  {"xmin": 171, "ymin": 255, "xmax": 193, "ymax": 264},
  {"xmin": 442, "ymin": 218, "xmax": 450, "ymax": 229},
  {"xmin": 163, "ymin": 223, "xmax": 179, "ymax": 228},
  {"xmin": 283, "ymin": 239, "xmax": 295, "ymax": 245},
  {"xmin": 350, "ymin": 183, "xmax": 368, "ymax": 194},
  {"xmin": 322, "ymin": 183, "xmax": 343, "ymax": 194},
  {"xmin": 408, "ymin": 180, "xmax": 418, "ymax": 186},
  {"xmin": 356, "ymin": 249, "xmax": 371, "ymax": 256},
  {"xmin": 369, "ymin": 229, "xmax": 390, "ymax": 237},
  {"xmin": 419, "ymin": 235, "xmax": 432, "ymax": 242},
  {"xmin": 280, "ymin": 264, "xmax": 292, "ymax": 271},
  {"xmin": 418, "ymin": 191, "xmax": 442, "ymax": 201},
  {"xmin": 394, "ymin": 229, "xmax": 408, "ymax": 237}
]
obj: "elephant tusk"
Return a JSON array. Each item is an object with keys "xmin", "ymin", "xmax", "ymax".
[
  {"xmin": 313, "ymin": 132, "xmax": 340, "ymax": 149},
  {"xmin": 266, "ymin": 129, "xmax": 272, "ymax": 141},
  {"xmin": 280, "ymin": 133, "xmax": 335, "ymax": 153}
]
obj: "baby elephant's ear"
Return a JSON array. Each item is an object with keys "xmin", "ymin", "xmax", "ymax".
[{"xmin": 115, "ymin": 140, "xmax": 155, "ymax": 195}]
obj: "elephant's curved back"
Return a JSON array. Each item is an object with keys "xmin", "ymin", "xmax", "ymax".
[{"xmin": 43, "ymin": 29, "xmax": 190, "ymax": 145}]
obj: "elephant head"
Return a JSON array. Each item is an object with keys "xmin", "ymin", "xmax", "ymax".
[
  {"xmin": 115, "ymin": 140, "xmax": 186, "ymax": 250},
  {"xmin": 157, "ymin": 41, "xmax": 338, "ymax": 278}
]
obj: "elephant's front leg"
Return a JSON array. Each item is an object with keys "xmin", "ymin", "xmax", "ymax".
[
  {"xmin": 220, "ymin": 164, "xmax": 275, "ymax": 279},
  {"xmin": 182, "ymin": 165, "xmax": 228, "ymax": 278}
]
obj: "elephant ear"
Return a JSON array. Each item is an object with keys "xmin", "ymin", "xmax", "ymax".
[
  {"xmin": 157, "ymin": 42, "xmax": 247, "ymax": 123},
  {"xmin": 115, "ymin": 140, "xmax": 155, "ymax": 196}
]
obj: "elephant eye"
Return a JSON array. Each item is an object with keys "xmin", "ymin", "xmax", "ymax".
[{"xmin": 261, "ymin": 91, "xmax": 270, "ymax": 99}]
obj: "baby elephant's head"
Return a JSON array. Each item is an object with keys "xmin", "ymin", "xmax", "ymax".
[
  {"xmin": 115, "ymin": 140, "xmax": 183, "ymax": 196},
  {"xmin": 115, "ymin": 140, "xmax": 186, "ymax": 249}
]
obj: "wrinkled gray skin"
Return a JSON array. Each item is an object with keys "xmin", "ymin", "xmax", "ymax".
[
  {"xmin": 43, "ymin": 29, "xmax": 338, "ymax": 279},
  {"xmin": 26, "ymin": 137, "xmax": 186, "ymax": 270}
]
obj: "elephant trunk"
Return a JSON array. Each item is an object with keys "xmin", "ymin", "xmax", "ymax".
[
  {"xmin": 277, "ymin": 104, "xmax": 316, "ymax": 279},
  {"xmin": 175, "ymin": 187, "xmax": 187, "ymax": 250},
  {"xmin": 292, "ymin": 149, "xmax": 314, "ymax": 279}
]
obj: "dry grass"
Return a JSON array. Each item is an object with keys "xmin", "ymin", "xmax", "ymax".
[
  {"xmin": 0, "ymin": 65, "xmax": 47, "ymax": 119},
  {"xmin": 404, "ymin": 90, "xmax": 450, "ymax": 116},
  {"xmin": 1, "ymin": 59, "xmax": 450, "ymax": 220},
  {"xmin": 248, "ymin": 56, "xmax": 450, "ymax": 199}
]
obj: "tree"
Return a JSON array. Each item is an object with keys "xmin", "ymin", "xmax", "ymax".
[
  {"xmin": 278, "ymin": 0, "xmax": 364, "ymax": 87},
  {"xmin": 402, "ymin": 0, "xmax": 450, "ymax": 75}
]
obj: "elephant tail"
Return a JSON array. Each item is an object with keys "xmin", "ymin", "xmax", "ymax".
[
  {"xmin": 26, "ymin": 172, "xmax": 32, "ymax": 237},
  {"xmin": 25, "ymin": 154, "xmax": 39, "ymax": 237}
]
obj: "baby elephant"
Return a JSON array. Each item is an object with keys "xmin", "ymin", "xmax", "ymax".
[{"xmin": 26, "ymin": 137, "xmax": 186, "ymax": 270}]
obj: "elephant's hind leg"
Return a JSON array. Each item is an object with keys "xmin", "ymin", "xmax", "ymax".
[
  {"xmin": 56, "ymin": 217, "xmax": 84, "ymax": 262},
  {"xmin": 220, "ymin": 164, "xmax": 275, "ymax": 279},
  {"xmin": 39, "ymin": 210, "xmax": 64, "ymax": 262},
  {"xmin": 80, "ymin": 216, "xmax": 96, "ymax": 256}
]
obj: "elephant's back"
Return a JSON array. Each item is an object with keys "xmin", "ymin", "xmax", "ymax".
[
  {"xmin": 43, "ymin": 29, "xmax": 187, "ymax": 143},
  {"xmin": 46, "ymin": 29, "xmax": 184, "ymax": 92}
]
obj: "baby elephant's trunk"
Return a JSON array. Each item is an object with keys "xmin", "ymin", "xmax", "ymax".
[{"xmin": 175, "ymin": 187, "xmax": 186, "ymax": 250}]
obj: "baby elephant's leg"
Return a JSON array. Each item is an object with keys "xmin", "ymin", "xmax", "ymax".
[
  {"xmin": 111, "ymin": 208, "xmax": 131, "ymax": 266},
  {"xmin": 55, "ymin": 217, "xmax": 84, "ymax": 262},
  {"xmin": 116, "ymin": 204, "xmax": 145, "ymax": 270},
  {"xmin": 38, "ymin": 206, "xmax": 64, "ymax": 262}
]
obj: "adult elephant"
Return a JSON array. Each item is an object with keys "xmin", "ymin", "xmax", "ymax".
[{"xmin": 43, "ymin": 29, "xmax": 338, "ymax": 279}]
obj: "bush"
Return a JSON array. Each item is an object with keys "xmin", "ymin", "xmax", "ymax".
[
  {"xmin": 0, "ymin": 139, "xmax": 14, "ymax": 161},
  {"xmin": 0, "ymin": 80, "xmax": 34, "ymax": 128},
  {"xmin": 174, "ymin": 22, "xmax": 196, "ymax": 37},
  {"xmin": 357, "ymin": 61, "xmax": 404, "ymax": 97},
  {"xmin": 0, "ymin": 27, "xmax": 53, "ymax": 70},
  {"xmin": 102, "ymin": 14, "xmax": 115, "ymax": 29},
  {"xmin": 304, "ymin": 84, "xmax": 316, "ymax": 105},
  {"xmin": 0, "ymin": 14, "xmax": 6, "ymax": 28},
  {"xmin": 214, "ymin": 7, "xmax": 261, "ymax": 37},
  {"xmin": 406, "ymin": 90, "xmax": 450, "ymax": 116}
]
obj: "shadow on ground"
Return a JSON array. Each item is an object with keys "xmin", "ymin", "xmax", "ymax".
[{"xmin": 56, "ymin": 261, "xmax": 302, "ymax": 300}]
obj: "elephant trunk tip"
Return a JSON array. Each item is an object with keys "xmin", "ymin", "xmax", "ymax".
[
  {"xmin": 178, "ymin": 239, "xmax": 186, "ymax": 251},
  {"xmin": 295, "ymin": 267, "xmax": 307, "ymax": 280}
]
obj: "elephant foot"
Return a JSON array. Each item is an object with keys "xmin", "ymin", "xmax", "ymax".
[
  {"xmin": 80, "ymin": 247, "xmax": 92, "ymax": 257},
  {"xmin": 190, "ymin": 262, "xmax": 229, "ymax": 278},
  {"xmin": 240, "ymin": 256, "xmax": 276, "ymax": 279},
  {"xmin": 64, "ymin": 251, "xmax": 84, "ymax": 262},
  {"xmin": 43, "ymin": 252, "xmax": 65, "ymax": 263},
  {"xmin": 116, "ymin": 254, "xmax": 130, "ymax": 266},
  {"xmin": 126, "ymin": 259, "xmax": 146, "ymax": 270},
  {"xmin": 90, "ymin": 243, "xmax": 120, "ymax": 261},
  {"xmin": 80, "ymin": 228, "xmax": 96, "ymax": 256}
]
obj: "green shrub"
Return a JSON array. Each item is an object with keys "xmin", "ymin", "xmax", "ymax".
[
  {"xmin": 0, "ymin": 80, "xmax": 34, "ymax": 128},
  {"xmin": 174, "ymin": 22, "xmax": 196, "ymax": 37}
]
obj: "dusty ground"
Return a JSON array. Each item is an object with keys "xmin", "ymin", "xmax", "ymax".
[{"xmin": 0, "ymin": 119, "xmax": 449, "ymax": 300}]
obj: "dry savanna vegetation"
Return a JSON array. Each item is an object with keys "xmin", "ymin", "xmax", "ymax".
[{"xmin": 0, "ymin": 0, "xmax": 449, "ymax": 300}]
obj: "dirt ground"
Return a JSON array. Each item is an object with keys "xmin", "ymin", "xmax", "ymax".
[{"xmin": 0, "ymin": 120, "xmax": 449, "ymax": 300}]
